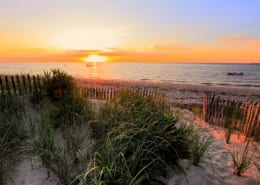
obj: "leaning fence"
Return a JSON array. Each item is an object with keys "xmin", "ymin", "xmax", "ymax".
[{"xmin": 203, "ymin": 93, "xmax": 260, "ymax": 141}]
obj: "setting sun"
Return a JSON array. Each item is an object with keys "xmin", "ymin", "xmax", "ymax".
[{"xmin": 84, "ymin": 54, "xmax": 108, "ymax": 63}]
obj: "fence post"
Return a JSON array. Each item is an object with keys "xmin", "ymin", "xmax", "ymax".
[
  {"xmin": 27, "ymin": 75, "xmax": 32, "ymax": 93},
  {"xmin": 5, "ymin": 76, "xmax": 11, "ymax": 96},
  {"xmin": 16, "ymin": 75, "xmax": 22, "ymax": 95},
  {"xmin": 202, "ymin": 94, "xmax": 207, "ymax": 120},
  {"xmin": 32, "ymin": 75, "xmax": 38, "ymax": 92},
  {"xmin": 0, "ymin": 77, "xmax": 3, "ymax": 96},
  {"xmin": 22, "ymin": 75, "xmax": 27, "ymax": 94},
  {"xmin": 11, "ymin": 76, "xmax": 17, "ymax": 95},
  {"xmin": 37, "ymin": 75, "xmax": 42, "ymax": 93}
]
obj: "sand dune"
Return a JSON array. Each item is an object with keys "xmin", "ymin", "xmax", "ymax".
[{"xmin": 168, "ymin": 108, "xmax": 260, "ymax": 185}]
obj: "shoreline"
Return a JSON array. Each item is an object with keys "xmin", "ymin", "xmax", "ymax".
[{"xmin": 75, "ymin": 78, "xmax": 260, "ymax": 105}]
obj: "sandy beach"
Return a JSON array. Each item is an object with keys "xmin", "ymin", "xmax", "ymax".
[
  {"xmin": 75, "ymin": 78, "xmax": 260, "ymax": 106},
  {"xmin": 75, "ymin": 78, "xmax": 260, "ymax": 184},
  {"xmin": 1, "ymin": 77, "xmax": 259, "ymax": 185},
  {"xmin": 167, "ymin": 108, "xmax": 260, "ymax": 185}
]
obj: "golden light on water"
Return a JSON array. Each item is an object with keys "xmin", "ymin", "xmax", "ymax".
[{"xmin": 84, "ymin": 54, "xmax": 108, "ymax": 63}]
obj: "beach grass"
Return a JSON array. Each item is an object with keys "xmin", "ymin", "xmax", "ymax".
[
  {"xmin": 26, "ymin": 71, "xmax": 95, "ymax": 185},
  {"xmin": 230, "ymin": 140, "xmax": 254, "ymax": 176},
  {"xmin": 2, "ymin": 70, "xmax": 257, "ymax": 184},
  {"xmin": 81, "ymin": 89, "xmax": 210, "ymax": 184},
  {"xmin": 0, "ymin": 96, "xmax": 26, "ymax": 184},
  {"xmin": 28, "ymin": 93, "xmax": 94, "ymax": 185}
]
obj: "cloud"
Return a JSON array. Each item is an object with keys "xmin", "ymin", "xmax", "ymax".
[
  {"xmin": 220, "ymin": 36, "xmax": 260, "ymax": 44},
  {"xmin": 150, "ymin": 43, "xmax": 190, "ymax": 51}
]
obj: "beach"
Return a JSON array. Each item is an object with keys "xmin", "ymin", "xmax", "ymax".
[
  {"xmin": 76, "ymin": 78, "xmax": 260, "ymax": 106},
  {"xmin": 0, "ymin": 74, "xmax": 259, "ymax": 185},
  {"xmin": 75, "ymin": 78, "xmax": 260, "ymax": 184}
]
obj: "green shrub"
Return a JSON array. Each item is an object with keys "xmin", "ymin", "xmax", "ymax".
[
  {"xmin": 96, "ymin": 89, "xmax": 170, "ymax": 135},
  {"xmin": 43, "ymin": 69, "xmax": 75, "ymax": 100},
  {"xmin": 48, "ymin": 95, "xmax": 93, "ymax": 128},
  {"xmin": 83, "ymin": 90, "xmax": 200, "ymax": 185}
]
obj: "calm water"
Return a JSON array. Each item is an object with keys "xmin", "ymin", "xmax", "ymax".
[{"xmin": 0, "ymin": 62, "xmax": 260, "ymax": 88}]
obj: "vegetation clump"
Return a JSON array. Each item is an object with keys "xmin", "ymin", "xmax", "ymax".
[
  {"xmin": 82, "ymin": 90, "xmax": 207, "ymax": 185},
  {"xmin": 29, "ymin": 70, "xmax": 94, "ymax": 185},
  {"xmin": 43, "ymin": 69, "xmax": 76, "ymax": 100},
  {"xmin": 29, "ymin": 94, "xmax": 94, "ymax": 185},
  {"xmin": 230, "ymin": 140, "xmax": 254, "ymax": 176},
  {"xmin": 224, "ymin": 101, "xmax": 243, "ymax": 144},
  {"xmin": 0, "ymin": 96, "xmax": 25, "ymax": 184}
]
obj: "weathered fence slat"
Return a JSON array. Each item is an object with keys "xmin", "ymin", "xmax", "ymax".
[
  {"xmin": 16, "ymin": 75, "xmax": 22, "ymax": 95},
  {"xmin": 203, "ymin": 93, "xmax": 260, "ymax": 141},
  {"xmin": 0, "ymin": 77, "xmax": 4, "ymax": 96},
  {"xmin": 0, "ymin": 75, "xmax": 43, "ymax": 96}
]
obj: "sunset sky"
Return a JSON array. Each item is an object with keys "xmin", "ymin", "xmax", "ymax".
[{"xmin": 0, "ymin": 0, "xmax": 260, "ymax": 63}]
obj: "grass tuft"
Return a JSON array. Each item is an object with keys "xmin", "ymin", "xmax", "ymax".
[
  {"xmin": 230, "ymin": 140, "xmax": 254, "ymax": 176},
  {"xmin": 0, "ymin": 96, "xmax": 25, "ymax": 184}
]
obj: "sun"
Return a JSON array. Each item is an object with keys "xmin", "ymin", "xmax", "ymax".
[{"xmin": 84, "ymin": 54, "xmax": 108, "ymax": 63}]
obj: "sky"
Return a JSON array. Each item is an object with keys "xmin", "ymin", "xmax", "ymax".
[{"xmin": 0, "ymin": 0, "xmax": 260, "ymax": 63}]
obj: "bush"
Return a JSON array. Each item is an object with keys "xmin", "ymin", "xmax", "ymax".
[
  {"xmin": 43, "ymin": 69, "xmax": 75, "ymax": 100},
  {"xmin": 96, "ymin": 89, "xmax": 170, "ymax": 135},
  {"xmin": 48, "ymin": 95, "xmax": 93, "ymax": 128},
  {"xmin": 83, "ymin": 90, "xmax": 200, "ymax": 185}
]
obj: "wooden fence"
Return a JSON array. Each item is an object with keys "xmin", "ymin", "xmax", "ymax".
[
  {"xmin": 203, "ymin": 94, "xmax": 260, "ymax": 140},
  {"xmin": 0, "ymin": 75, "xmax": 162, "ymax": 100},
  {"xmin": 0, "ymin": 75, "xmax": 42, "ymax": 96},
  {"xmin": 78, "ymin": 86, "xmax": 162, "ymax": 100}
]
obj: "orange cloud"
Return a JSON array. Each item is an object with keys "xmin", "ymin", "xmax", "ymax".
[
  {"xmin": 0, "ymin": 42, "xmax": 260, "ymax": 63},
  {"xmin": 220, "ymin": 36, "xmax": 260, "ymax": 45}
]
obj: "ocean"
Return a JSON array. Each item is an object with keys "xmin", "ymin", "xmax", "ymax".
[{"xmin": 0, "ymin": 62, "xmax": 259, "ymax": 89}]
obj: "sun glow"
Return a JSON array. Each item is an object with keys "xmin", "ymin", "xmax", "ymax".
[{"xmin": 84, "ymin": 54, "xmax": 108, "ymax": 63}]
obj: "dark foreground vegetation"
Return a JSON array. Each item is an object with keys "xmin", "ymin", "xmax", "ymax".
[{"xmin": 0, "ymin": 69, "xmax": 235, "ymax": 185}]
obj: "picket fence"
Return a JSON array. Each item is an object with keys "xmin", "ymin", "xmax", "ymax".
[
  {"xmin": 0, "ymin": 75, "xmax": 42, "ymax": 96},
  {"xmin": 203, "ymin": 94, "xmax": 260, "ymax": 140},
  {"xmin": 0, "ymin": 75, "xmax": 162, "ymax": 100}
]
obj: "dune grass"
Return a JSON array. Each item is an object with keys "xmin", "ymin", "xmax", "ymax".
[
  {"xmin": 190, "ymin": 131, "xmax": 213, "ymax": 166},
  {"xmin": 81, "ymin": 89, "xmax": 210, "ymax": 185},
  {"xmin": 1, "ymin": 71, "xmax": 213, "ymax": 184},
  {"xmin": 230, "ymin": 140, "xmax": 254, "ymax": 176},
  {"xmin": 0, "ymin": 96, "xmax": 26, "ymax": 184},
  {"xmin": 28, "ymin": 71, "xmax": 94, "ymax": 185},
  {"xmin": 28, "ymin": 93, "xmax": 94, "ymax": 185}
]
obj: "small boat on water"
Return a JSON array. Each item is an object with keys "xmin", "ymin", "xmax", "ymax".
[
  {"xmin": 227, "ymin": 72, "xmax": 244, "ymax": 76},
  {"xmin": 86, "ymin": 63, "xmax": 93, "ymax": 67}
]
